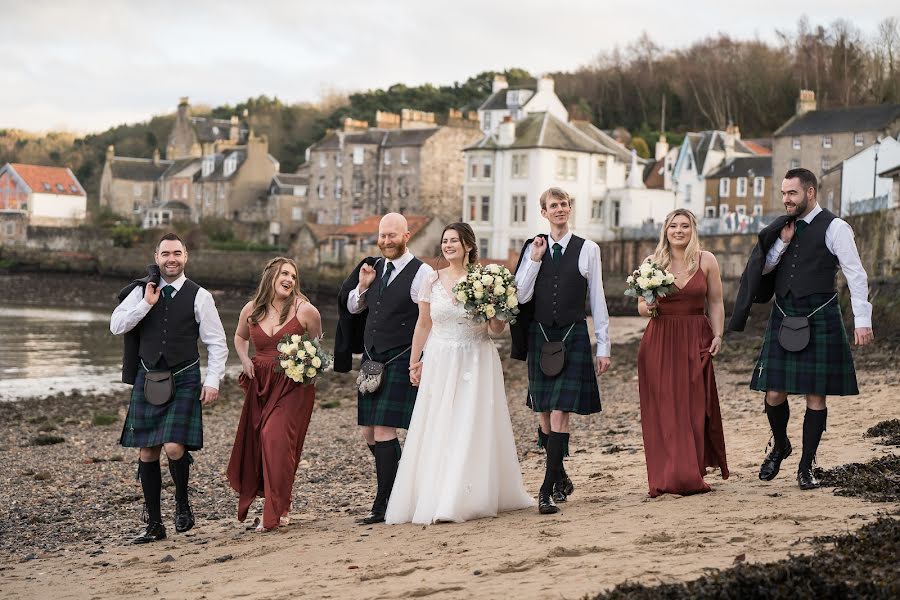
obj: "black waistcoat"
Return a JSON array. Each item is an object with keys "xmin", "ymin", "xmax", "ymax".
[
  {"xmin": 534, "ymin": 235, "xmax": 587, "ymax": 326},
  {"xmin": 774, "ymin": 209, "xmax": 839, "ymax": 299},
  {"xmin": 138, "ymin": 279, "xmax": 201, "ymax": 368},
  {"xmin": 363, "ymin": 258, "xmax": 422, "ymax": 353}
]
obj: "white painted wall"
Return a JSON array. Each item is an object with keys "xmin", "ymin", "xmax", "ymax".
[
  {"xmin": 30, "ymin": 192, "xmax": 87, "ymax": 221},
  {"xmin": 841, "ymin": 137, "xmax": 900, "ymax": 215}
]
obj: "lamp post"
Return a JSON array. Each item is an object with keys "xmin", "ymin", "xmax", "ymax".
[{"xmin": 873, "ymin": 137, "xmax": 881, "ymax": 203}]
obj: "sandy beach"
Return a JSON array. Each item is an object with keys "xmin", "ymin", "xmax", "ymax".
[{"xmin": 1, "ymin": 318, "xmax": 897, "ymax": 599}]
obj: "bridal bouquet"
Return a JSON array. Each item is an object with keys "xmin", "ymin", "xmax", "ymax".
[
  {"xmin": 624, "ymin": 259, "xmax": 676, "ymax": 318},
  {"xmin": 452, "ymin": 263, "xmax": 520, "ymax": 324},
  {"xmin": 275, "ymin": 333, "xmax": 333, "ymax": 384}
]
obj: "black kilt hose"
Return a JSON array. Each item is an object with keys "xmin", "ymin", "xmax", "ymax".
[
  {"xmin": 751, "ymin": 292, "xmax": 858, "ymax": 396},
  {"xmin": 526, "ymin": 320, "xmax": 601, "ymax": 414},
  {"xmin": 358, "ymin": 345, "xmax": 417, "ymax": 429},
  {"xmin": 120, "ymin": 363, "xmax": 204, "ymax": 450}
]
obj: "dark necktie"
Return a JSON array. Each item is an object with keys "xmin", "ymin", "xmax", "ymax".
[
  {"xmin": 795, "ymin": 219, "xmax": 808, "ymax": 237},
  {"xmin": 380, "ymin": 262, "xmax": 395, "ymax": 292},
  {"xmin": 162, "ymin": 284, "xmax": 175, "ymax": 300},
  {"xmin": 551, "ymin": 243, "xmax": 563, "ymax": 265}
]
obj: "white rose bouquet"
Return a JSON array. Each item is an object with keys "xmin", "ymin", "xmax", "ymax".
[
  {"xmin": 275, "ymin": 333, "xmax": 333, "ymax": 384},
  {"xmin": 452, "ymin": 263, "xmax": 520, "ymax": 324},
  {"xmin": 624, "ymin": 259, "xmax": 676, "ymax": 318}
]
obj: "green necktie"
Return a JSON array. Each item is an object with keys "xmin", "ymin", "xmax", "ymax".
[
  {"xmin": 380, "ymin": 262, "xmax": 395, "ymax": 292},
  {"xmin": 551, "ymin": 243, "xmax": 563, "ymax": 265},
  {"xmin": 795, "ymin": 219, "xmax": 808, "ymax": 237},
  {"xmin": 162, "ymin": 284, "xmax": 175, "ymax": 300}
]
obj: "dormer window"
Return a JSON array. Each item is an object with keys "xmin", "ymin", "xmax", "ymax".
[
  {"xmin": 202, "ymin": 156, "xmax": 215, "ymax": 177},
  {"xmin": 223, "ymin": 154, "xmax": 237, "ymax": 177},
  {"xmin": 56, "ymin": 183, "xmax": 65, "ymax": 192},
  {"xmin": 43, "ymin": 182, "xmax": 51, "ymax": 191},
  {"xmin": 69, "ymin": 184, "xmax": 79, "ymax": 193},
  {"xmin": 400, "ymin": 149, "xmax": 408, "ymax": 164},
  {"xmin": 353, "ymin": 147, "xmax": 364, "ymax": 165}
]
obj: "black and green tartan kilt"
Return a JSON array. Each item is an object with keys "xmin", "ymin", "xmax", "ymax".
[
  {"xmin": 750, "ymin": 292, "xmax": 858, "ymax": 396},
  {"xmin": 526, "ymin": 320, "xmax": 601, "ymax": 415},
  {"xmin": 120, "ymin": 363, "xmax": 204, "ymax": 450},
  {"xmin": 358, "ymin": 345, "xmax": 416, "ymax": 429}
]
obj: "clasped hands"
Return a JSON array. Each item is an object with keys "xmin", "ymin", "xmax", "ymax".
[{"xmin": 409, "ymin": 360, "xmax": 423, "ymax": 386}]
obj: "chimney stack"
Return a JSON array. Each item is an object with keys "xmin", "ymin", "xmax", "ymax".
[
  {"xmin": 497, "ymin": 116, "xmax": 516, "ymax": 146},
  {"xmin": 400, "ymin": 108, "xmax": 435, "ymax": 129},
  {"xmin": 536, "ymin": 76, "xmax": 554, "ymax": 94},
  {"xmin": 106, "ymin": 145, "xmax": 115, "ymax": 162},
  {"xmin": 655, "ymin": 134, "xmax": 668, "ymax": 161},
  {"xmin": 796, "ymin": 90, "xmax": 817, "ymax": 116},
  {"xmin": 152, "ymin": 148, "xmax": 160, "ymax": 165},
  {"xmin": 492, "ymin": 75, "xmax": 508, "ymax": 94},
  {"xmin": 230, "ymin": 115, "xmax": 240, "ymax": 142},
  {"xmin": 375, "ymin": 110, "xmax": 400, "ymax": 130},
  {"xmin": 724, "ymin": 122, "xmax": 736, "ymax": 161},
  {"xmin": 342, "ymin": 117, "xmax": 369, "ymax": 133}
]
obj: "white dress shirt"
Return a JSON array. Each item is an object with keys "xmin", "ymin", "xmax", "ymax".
[
  {"xmin": 110, "ymin": 273, "xmax": 229, "ymax": 389},
  {"xmin": 346, "ymin": 251, "xmax": 435, "ymax": 314},
  {"xmin": 515, "ymin": 231, "xmax": 611, "ymax": 357},
  {"xmin": 763, "ymin": 204, "xmax": 872, "ymax": 329}
]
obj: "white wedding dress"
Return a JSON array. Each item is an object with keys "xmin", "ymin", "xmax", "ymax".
[{"xmin": 385, "ymin": 272, "xmax": 535, "ymax": 525}]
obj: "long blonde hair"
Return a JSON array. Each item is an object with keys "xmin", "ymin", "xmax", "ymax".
[
  {"xmin": 248, "ymin": 257, "xmax": 308, "ymax": 325},
  {"xmin": 651, "ymin": 209, "xmax": 701, "ymax": 274}
]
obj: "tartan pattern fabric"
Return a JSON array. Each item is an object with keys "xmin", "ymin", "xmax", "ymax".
[
  {"xmin": 120, "ymin": 363, "xmax": 204, "ymax": 450},
  {"xmin": 358, "ymin": 345, "xmax": 417, "ymax": 428},
  {"xmin": 526, "ymin": 320, "xmax": 601, "ymax": 415},
  {"xmin": 750, "ymin": 293, "xmax": 858, "ymax": 396}
]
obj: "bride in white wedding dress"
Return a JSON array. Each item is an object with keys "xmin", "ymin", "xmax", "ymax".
[{"xmin": 385, "ymin": 223, "xmax": 535, "ymax": 525}]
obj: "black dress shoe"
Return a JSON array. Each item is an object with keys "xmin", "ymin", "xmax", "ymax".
[
  {"xmin": 552, "ymin": 476, "xmax": 575, "ymax": 503},
  {"xmin": 174, "ymin": 499, "xmax": 194, "ymax": 533},
  {"xmin": 797, "ymin": 467, "xmax": 820, "ymax": 490},
  {"xmin": 538, "ymin": 492, "xmax": 559, "ymax": 515},
  {"xmin": 759, "ymin": 440, "xmax": 792, "ymax": 481},
  {"xmin": 358, "ymin": 511, "xmax": 385, "ymax": 525},
  {"xmin": 133, "ymin": 521, "xmax": 166, "ymax": 544}
]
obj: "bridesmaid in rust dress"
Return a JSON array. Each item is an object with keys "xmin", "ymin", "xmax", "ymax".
[
  {"xmin": 227, "ymin": 257, "xmax": 322, "ymax": 531},
  {"xmin": 637, "ymin": 209, "xmax": 729, "ymax": 497}
]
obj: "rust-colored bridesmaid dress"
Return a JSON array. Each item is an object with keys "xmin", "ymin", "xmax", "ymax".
[
  {"xmin": 637, "ymin": 258, "xmax": 729, "ymax": 497},
  {"xmin": 226, "ymin": 314, "xmax": 316, "ymax": 529}
]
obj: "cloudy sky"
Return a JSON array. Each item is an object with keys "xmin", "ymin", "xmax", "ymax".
[{"xmin": 1, "ymin": 0, "xmax": 894, "ymax": 133}]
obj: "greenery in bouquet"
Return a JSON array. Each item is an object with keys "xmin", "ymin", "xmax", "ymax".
[
  {"xmin": 452, "ymin": 263, "xmax": 520, "ymax": 324},
  {"xmin": 275, "ymin": 333, "xmax": 333, "ymax": 384},
  {"xmin": 624, "ymin": 259, "xmax": 677, "ymax": 317}
]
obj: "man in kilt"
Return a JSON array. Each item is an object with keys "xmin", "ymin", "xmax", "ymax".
[
  {"xmin": 512, "ymin": 188, "xmax": 611, "ymax": 514},
  {"xmin": 335, "ymin": 213, "xmax": 433, "ymax": 524},
  {"xmin": 729, "ymin": 168, "xmax": 874, "ymax": 490},
  {"xmin": 111, "ymin": 233, "xmax": 228, "ymax": 543}
]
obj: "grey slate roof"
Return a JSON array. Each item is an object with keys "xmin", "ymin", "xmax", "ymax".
[
  {"xmin": 383, "ymin": 128, "xmax": 439, "ymax": 147},
  {"xmin": 706, "ymin": 155, "xmax": 773, "ymax": 179},
  {"xmin": 570, "ymin": 121, "xmax": 633, "ymax": 162},
  {"xmin": 274, "ymin": 173, "xmax": 308, "ymax": 186},
  {"xmin": 162, "ymin": 158, "xmax": 201, "ymax": 179},
  {"xmin": 191, "ymin": 117, "xmax": 248, "ymax": 144},
  {"xmin": 465, "ymin": 112, "xmax": 614, "ymax": 154},
  {"xmin": 198, "ymin": 150, "xmax": 245, "ymax": 182},
  {"xmin": 478, "ymin": 86, "xmax": 535, "ymax": 111},
  {"xmin": 109, "ymin": 158, "xmax": 173, "ymax": 181},
  {"xmin": 160, "ymin": 201, "xmax": 190, "ymax": 211},
  {"xmin": 774, "ymin": 104, "xmax": 900, "ymax": 137},
  {"xmin": 685, "ymin": 131, "xmax": 758, "ymax": 170},
  {"xmin": 309, "ymin": 130, "xmax": 387, "ymax": 152}
]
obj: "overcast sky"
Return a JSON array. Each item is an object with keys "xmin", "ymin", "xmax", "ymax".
[{"xmin": 1, "ymin": 0, "xmax": 895, "ymax": 133}]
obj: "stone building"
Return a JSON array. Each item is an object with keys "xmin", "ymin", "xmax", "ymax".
[
  {"xmin": 266, "ymin": 169, "xmax": 309, "ymax": 247},
  {"xmin": 772, "ymin": 91, "xmax": 900, "ymax": 213},
  {"xmin": 166, "ymin": 97, "xmax": 248, "ymax": 160},
  {"xmin": 99, "ymin": 147, "xmax": 172, "ymax": 220},
  {"xmin": 305, "ymin": 109, "xmax": 481, "ymax": 226},
  {"xmin": 704, "ymin": 156, "xmax": 774, "ymax": 219}
]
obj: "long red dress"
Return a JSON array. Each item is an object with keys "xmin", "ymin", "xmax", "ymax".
[
  {"xmin": 637, "ymin": 261, "xmax": 729, "ymax": 497},
  {"xmin": 226, "ymin": 315, "xmax": 316, "ymax": 529}
]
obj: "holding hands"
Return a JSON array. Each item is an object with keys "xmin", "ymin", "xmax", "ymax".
[{"xmin": 409, "ymin": 360, "xmax": 423, "ymax": 386}]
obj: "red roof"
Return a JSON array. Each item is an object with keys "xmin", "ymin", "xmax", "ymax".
[
  {"xmin": 8, "ymin": 163, "xmax": 85, "ymax": 196},
  {"xmin": 337, "ymin": 215, "xmax": 430, "ymax": 238},
  {"xmin": 742, "ymin": 140, "xmax": 772, "ymax": 156}
]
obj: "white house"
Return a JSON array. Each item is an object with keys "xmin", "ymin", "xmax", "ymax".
[
  {"xmin": 839, "ymin": 136, "xmax": 900, "ymax": 216},
  {"xmin": 477, "ymin": 75, "xmax": 568, "ymax": 136},
  {"xmin": 0, "ymin": 163, "xmax": 87, "ymax": 227}
]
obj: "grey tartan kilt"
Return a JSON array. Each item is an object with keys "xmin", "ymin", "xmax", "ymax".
[
  {"xmin": 357, "ymin": 345, "xmax": 417, "ymax": 429},
  {"xmin": 120, "ymin": 363, "xmax": 204, "ymax": 450},
  {"xmin": 750, "ymin": 292, "xmax": 858, "ymax": 396},
  {"xmin": 526, "ymin": 320, "xmax": 601, "ymax": 415}
]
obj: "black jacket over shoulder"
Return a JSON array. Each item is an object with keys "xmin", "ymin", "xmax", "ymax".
[
  {"xmin": 117, "ymin": 273, "xmax": 152, "ymax": 385},
  {"xmin": 509, "ymin": 235, "xmax": 548, "ymax": 361},
  {"xmin": 728, "ymin": 215, "xmax": 791, "ymax": 332},
  {"xmin": 334, "ymin": 257, "xmax": 382, "ymax": 372}
]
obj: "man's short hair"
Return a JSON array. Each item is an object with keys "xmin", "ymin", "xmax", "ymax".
[
  {"xmin": 784, "ymin": 168, "xmax": 818, "ymax": 193},
  {"xmin": 156, "ymin": 232, "xmax": 186, "ymax": 252},
  {"xmin": 539, "ymin": 187, "xmax": 573, "ymax": 210}
]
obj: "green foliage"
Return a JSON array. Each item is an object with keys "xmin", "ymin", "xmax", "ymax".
[
  {"xmin": 631, "ymin": 137, "xmax": 650, "ymax": 159},
  {"xmin": 208, "ymin": 239, "xmax": 287, "ymax": 252},
  {"xmin": 91, "ymin": 414, "xmax": 118, "ymax": 427},
  {"xmin": 201, "ymin": 217, "xmax": 235, "ymax": 243},
  {"xmin": 110, "ymin": 224, "xmax": 142, "ymax": 248}
]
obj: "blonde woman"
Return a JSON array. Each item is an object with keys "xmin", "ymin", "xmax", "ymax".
[
  {"xmin": 636, "ymin": 209, "xmax": 729, "ymax": 497},
  {"xmin": 226, "ymin": 257, "xmax": 322, "ymax": 531}
]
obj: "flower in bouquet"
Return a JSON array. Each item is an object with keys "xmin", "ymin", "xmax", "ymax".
[
  {"xmin": 452, "ymin": 263, "xmax": 520, "ymax": 324},
  {"xmin": 624, "ymin": 259, "xmax": 676, "ymax": 317},
  {"xmin": 275, "ymin": 332, "xmax": 333, "ymax": 384}
]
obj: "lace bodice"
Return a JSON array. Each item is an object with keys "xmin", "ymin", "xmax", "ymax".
[{"xmin": 425, "ymin": 275, "xmax": 490, "ymax": 348}]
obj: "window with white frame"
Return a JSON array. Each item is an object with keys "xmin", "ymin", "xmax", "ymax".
[
  {"xmin": 556, "ymin": 155, "xmax": 577, "ymax": 180},
  {"xmin": 335, "ymin": 177, "xmax": 343, "ymax": 198},
  {"xmin": 400, "ymin": 149, "xmax": 408, "ymax": 164},
  {"xmin": 483, "ymin": 112, "xmax": 491, "ymax": 132},
  {"xmin": 719, "ymin": 204, "xmax": 728, "ymax": 217},
  {"xmin": 591, "ymin": 198, "xmax": 604, "ymax": 221},
  {"xmin": 318, "ymin": 153, "xmax": 326, "ymax": 168},
  {"xmin": 854, "ymin": 132, "xmax": 864, "ymax": 147},
  {"xmin": 478, "ymin": 237, "xmax": 489, "ymax": 259},
  {"xmin": 469, "ymin": 158, "xmax": 478, "ymax": 180},
  {"xmin": 292, "ymin": 207, "xmax": 303, "ymax": 221},
  {"xmin": 612, "ymin": 200, "xmax": 620, "ymax": 227},
  {"xmin": 736, "ymin": 205, "xmax": 746, "ymax": 215},
  {"xmin": 468, "ymin": 195, "xmax": 477, "ymax": 221},
  {"xmin": 753, "ymin": 177, "xmax": 765, "ymax": 197},
  {"xmin": 317, "ymin": 176, "xmax": 325, "ymax": 199},
  {"xmin": 224, "ymin": 154, "xmax": 237, "ymax": 177},
  {"xmin": 684, "ymin": 184, "xmax": 692, "ymax": 203},
  {"xmin": 566, "ymin": 157, "xmax": 577, "ymax": 179},
  {"xmin": 483, "ymin": 158, "xmax": 492, "ymax": 179},
  {"xmin": 822, "ymin": 135, "xmax": 832, "ymax": 149},
  {"xmin": 685, "ymin": 153, "xmax": 693, "ymax": 171},
  {"xmin": 352, "ymin": 147, "xmax": 364, "ymax": 165},
  {"xmin": 792, "ymin": 137, "xmax": 801, "ymax": 150},
  {"xmin": 736, "ymin": 177, "xmax": 747, "ymax": 197},
  {"xmin": 753, "ymin": 204, "xmax": 763, "ymax": 216},
  {"xmin": 336, "ymin": 152, "xmax": 343, "ymax": 167},
  {"xmin": 133, "ymin": 184, "xmax": 142, "ymax": 197},
  {"xmin": 511, "ymin": 154, "xmax": 528, "ymax": 178},
  {"xmin": 790, "ymin": 158, "xmax": 800, "ymax": 169},
  {"xmin": 719, "ymin": 178, "xmax": 730, "ymax": 197},
  {"xmin": 133, "ymin": 201, "xmax": 141, "ymax": 214},
  {"xmin": 218, "ymin": 184, "xmax": 225, "ymax": 199},
  {"xmin": 595, "ymin": 158, "xmax": 607, "ymax": 182},
  {"xmin": 821, "ymin": 157, "xmax": 830, "ymax": 172},
  {"xmin": 705, "ymin": 206, "xmax": 716, "ymax": 218},
  {"xmin": 398, "ymin": 176, "xmax": 408, "ymax": 197},
  {"xmin": 4, "ymin": 223, "xmax": 13, "ymax": 236},
  {"xmin": 384, "ymin": 150, "xmax": 392, "ymax": 165},
  {"xmin": 353, "ymin": 174, "xmax": 364, "ymax": 195},
  {"xmin": 511, "ymin": 194, "xmax": 527, "ymax": 223},
  {"xmin": 480, "ymin": 195, "xmax": 491, "ymax": 222},
  {"xmin": 202, "ymin": 156, "xmax": 215, "ymax": 177}
]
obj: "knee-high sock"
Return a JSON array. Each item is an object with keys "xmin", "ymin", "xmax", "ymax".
[
  {"xmin": 537, "ymin": 426, "xmax": 548, "ymax": 450},
  {"xmin": 139, "ymin": 459, "xmax": 162, "ymax": 523},
  {"xmin": 540, "ymin": 432, "xmax": 567, "ymax": 495},
  {"xmin": 367, "ymin": 443, "xmax": 376, "ymax": 457},
  {"xmin": 765, "ymin": 401, "xmax": 790, "ymax": 449},
  {"xmin": 799, "ymin": 408, "xmax": 827, "ymax": 471},
  {"xmin": 167, "ymin": 453, "xmax": 191, "ymax": 504},
  {"xmin": 371, "ymin": 439, "xmax": 401, "ymax": 513}
]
